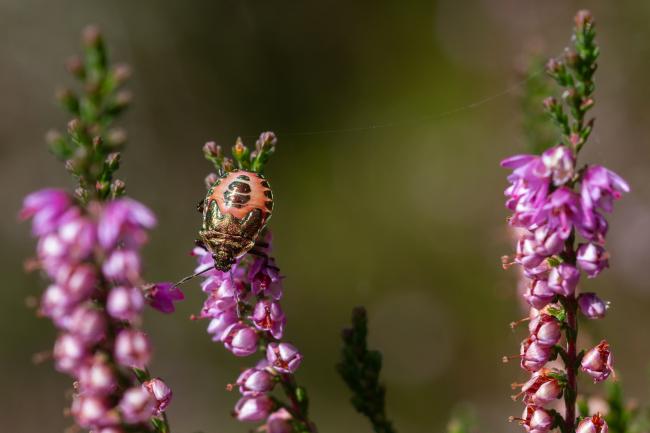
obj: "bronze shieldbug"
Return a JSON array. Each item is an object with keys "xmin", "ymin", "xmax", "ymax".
[{"xmin": 198, "ymin": 170, "xmax": 273, "ymax": 271}]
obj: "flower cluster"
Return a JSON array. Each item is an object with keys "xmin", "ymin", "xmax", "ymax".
[
  {"xmin": 22, "ymin": 191, "xmax": 173, "ymax": 431},
  {"xmin": 503, "ymin": 11, "xmax": 624, "ymax": 433},
  {"xmin": 191, "ymin": 237, "xmax": 308, "ymax": 432}
]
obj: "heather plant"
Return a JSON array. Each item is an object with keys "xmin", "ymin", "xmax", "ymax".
[
  {"xmin": 20, "ymin": 27, "xmax": 175, "ymax": 433},
  {"xmin": 501, "ymin": 10, "xmax": 629, "ymax": 433},
  {"xmin": 156, "ymin": 134, "xmax": 317, "ymax": 432}
]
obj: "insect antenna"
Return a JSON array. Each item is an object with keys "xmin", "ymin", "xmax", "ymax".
[{"xmin": 170, "ymin": 266, "xmax": 213, "ymax": 289}]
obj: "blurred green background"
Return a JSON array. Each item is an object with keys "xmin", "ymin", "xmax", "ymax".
[{"xmin": 1, "ymin": 0, "xmax": 649, "ymax": 432}]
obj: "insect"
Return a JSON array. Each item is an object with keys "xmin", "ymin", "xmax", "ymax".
[{"xmin": 196, "ymin": 169, "xmax": 273, "ymax": 271}]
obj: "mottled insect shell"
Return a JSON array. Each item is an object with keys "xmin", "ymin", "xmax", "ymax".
[{"xmin": 199, "ymin": 170, "xmax": 273, "ymax": 271}]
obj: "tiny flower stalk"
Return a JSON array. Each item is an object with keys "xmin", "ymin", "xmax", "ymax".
[
  {"xmin": 171, "ymin": 134, "xmax": 316, "ymax": 432},
  {"xmin": 21, "ymin": 27, "xmax": 173, "ymax": 432},
  {"xmin": 337, "ymin": 307, "xmax": 397, "ymax": 433},
  {"xmin": 501, "ymin": 11, "xmax": 627, "ymax": 433}
]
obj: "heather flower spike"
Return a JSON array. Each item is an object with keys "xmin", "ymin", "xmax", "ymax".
[
  {"xmin": 21, "ymin": 26, "xmax": 172, "ymax": 432},
  {"xmin": 160, "ymin": 134, "xmax": 316, "ymax": 431},
  {"xmin": 501, "ymin": 10, "xmax": 627, "ymax": 433}
]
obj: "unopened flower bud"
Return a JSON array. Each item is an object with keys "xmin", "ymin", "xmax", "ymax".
[
  {"xmin": 71, "ymin": 394, "xmax": 118, "ymax": 428},
  {"xmin": 266, "ymin": 408, "xmax": 293, "ymax": 433},
  {"xmin": 528, "ymin": 313, "xmax": 561, "ymax": 347},
  {"xmin": 67, "ymin": 304, "xmax": 107, "ymax": 344},
  {"xmin": 548, "ymin": 263, "xmax": 580, "ymax": 296},
  {"xmin": 578, "ymin": 293, "xmax": 608, "ymax": 319},
  {"xmin": 520, "ymin": 368, "xmax": 564, "ymax": 405},
  {"xmin": 520, "ymin": 337, "xmax": 551, "ymax": 372},
  {"xmin": 78, "ymin": 356, "xmax": 117, "ymax": 395},
  {"xmin": 577, "ymin": 413, "xmax": 608, "ymax": 433},
  {"xmin": 119, "ymin": 386, "xmax": 155, "ymax": 423},
  {"xmin": 114, "ymin": 329, "xmax": 151, "ymax": 369},
  {"xmin": 205, "ymin": 173, "xmax": 218, "ymax": 189},
  {"xmin": 524, "ymin": 279, "xmax": 555, "ymax": 309},
  {"xmin": 256, "ymin": 131, "xmax": 277, "ymax": 151},
  {"xmin": 574, "ymin": 10, "xmax": 594, "ymax": 31},
  {"xmin": 54, "ymin": 332, "xmax": 87, "ymax": 373},
  {"xmin": 106, "ymin": 152, "xmax": 120, "ymax": 171},
  {"xmin": 203, "ymin": 141, "xmax": 222, "ymax": 159},
  {"xmin": 143, "ymin": 377, "xmax": 173, "ymax": 413},
  {"xmin": 111, "ymin": 179, "xmax": 126, "ymax": 197},
  {"xmin": 106, "ymin": 128, "xmax": 127, "ymax": 148},
  {"xmin": 82, "ymin": 25, "xmax": 102, "ymax": 47},
  {"xmin": 236, "ymin": 367, "xmax": 276, "ymax": 395},
  {"xmin": 222, "ymin": 323, "xmax": 259, "ymax": 357},
  {"xmin": 112, "ymin": 63, "xmax": 132, "ymax": 84},
  {"xmin": 107, "ymin": 286, "xmax": 144, "ymax": 321},
  {"xmin": 581, "ymin": 340, "xmax": 613, "ymax": 382},
  {"xmin": 66, "ymin": 56, "xmax": 85, "ymax": 78},
  {"xmin": 234, "ymin": 395, "xmax": 274, "ymax": 422},
  {"xmin": 577, "ymin": 243, "xmax": 609, "ymax": 278},
  {"xmin": 519, "ymin": 405, "xmax": 554, "ymax": 433}
]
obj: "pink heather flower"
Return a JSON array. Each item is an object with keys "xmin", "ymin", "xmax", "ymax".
[
  {"xmin": 118, "ymin": 386, "xmax": 156, "ymax": 423},
  {"xmin": 143, "ymin": 378, "xmax": 173, "ymax": 414},
  {"xmin": 577, "ymin": 413, "xmax": 609, "ymax": 433},
  {"xmin": 267, "ymin": 342, "xmax": 303, "ymax": 374},
  {"xmin": 98, "ymin": 198, "xmax": 156, "ymax": 250},
  {"xmin": 532, "ymin": 225, "xmax": 564, "ymax": 257},
  {"xmin": 207, "ymin": 309, "xmax": 239, "ymax": 342},
  {"xmin": 40, "ymin": 284, "xmax": 74, "ymax": 324},
  {"xmin": 501, "ymin": 154, "xmax": 550, "ymax": 228},
  {"xmin": 78, "ymin": 357, "xmax": 118, "ymax": 395},
  {"xmin": 56, "ymin": 211, "xmax": 97, "ymax": 260},
  {"xmin": 520, "ymin": 337, "xmax": 551, "ymax": 372},
  {"xmin": 581, "ymin": 341, "xmax": 614, "ymax": 382},
  {"xmin": 20, "ymin": 188, "xmax": 73, "ymax": 236},
  {"xmin": 237, "ymin": 366, "xmax": 276, "ymax": 395},
  {"xmin": 145, "ymin": 282, "xmax": 184, "ymax": 313},
  {"xmin": 54, "ymin": 333, "xmax": 87, "ymax": 374},
  {"xmin": 55, "ymin": 263, "xmax": 97, "ymax": 303},
  {"xmin": 528, "ymin": 313, "xmax": 561, "ymax": 347},
  {"xmin": 581, "ymin": 165, "xmax": 629, "ymax": 214},
  {"xmin": 516, "ymin": 233, "xmax": 546, "ymax": 269},
  {"xmin": 114, "ymin": 329, "xmax": 151, "ymax": 369},
  {"xmin": 67, "ymin": 305, "xmax": 107, "ymax": 344},
  {"xmin": 519, "ymin": 405, "xmax": 553, "ymax": 433},
  {"xmin": 102, "ymin": 250, "xmax": 141, "ymax": 283},
  {"xmin": 578, "ymin": 293, "xmax": 608, "ymax": 319},
  {"xmin": 520, "ymin": 368, "xmax": 564, "ymax": 406},
  {"xmin": 92, "ymin": 428, "xmax": 126, "ymax": 433},
  {"xmin": 201, "ymin": 289, "xmax": 238, "ymax": 318},
  {"xmin": 251, "ymin": 299, "xmax": 286, "ymax": 339},
  {"xmin": 107, "ymin": 286, "xmax": 144, "ymax": 321},
  {"xmin": 266, "ymin": 408, "xmax": 293, "ymax": 433},
  {"xmin": 538, "ymin": 187, "xmax": 581, "ymax": 240},
  {"xmin": 577, "ymin": 210, "xmax": 609, "ymax": 244},
  {"xmin": 222, "ymin": 323, "xmax": 259, "ymax": 357},
  {"xmin": 577, "ymin": 243, "xmax": 609, "ymax": 278},
  {"xmin": 71, "ymin": 394, "xmax": 119, "ymax": 429},
  {"xmin": 547, "ymin": 263, "xmax": 580, "ymax": 296},
  {"xmin": 250, "ymin": 258, "xmax": 283, "ymax": 300},
  {"xmin": 541, "ymin": 145, "xmax": 575, "ymax": 186},
  {"xmin": 523, "ymin": 279, "xmax": 555, "ymax": 309},
  {"xmin": 234, "ymin": 395, "xmax": 274, "ymax": 422}
]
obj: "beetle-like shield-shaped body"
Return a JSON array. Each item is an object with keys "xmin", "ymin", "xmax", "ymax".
[{"xmin": 199, "ymin": 170, "xmax": 273, "ymax": 271}]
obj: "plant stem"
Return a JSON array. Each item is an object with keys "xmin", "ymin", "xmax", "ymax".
[
  {"xmin": 563, "ymin": 294, "xmax": 578, "ymax": 433},
  {"xmin": 279, "ymin": 373, "xmax": 316, "ymax": 432}
]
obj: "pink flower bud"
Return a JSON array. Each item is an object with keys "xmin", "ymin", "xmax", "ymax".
[
  {"xmin": 206, "ymin": 309, "xmax": 239, "ymax": 342},
  {"xmin": 71, "ymin": 394, "xmax": 119, "ymax": 428},
  {"xmin": 67, "ymin": 305, "xmax": 107, "ymax": 344},
  {"xmin": 107, "ymin": 286, "xmax": 144, "ymax": 321},
  {"xmin": 237, "ymin": 367, "xmax": 276, "ymax": 395},
  {"xmin": 102, "ymin": 250, "xmax": 141, "ymax": 283},
  {"xmin": 251, "ymin": 299, "xmax": 286, "ymax": 339},
  {"xmin": 54, "ymin": 333, "xmax": 87, "ymax": 373},
  {"xmin": 78, "ymin": 356, "xmax": 118, "ymax": 395},
  {"xmin": 520, "ymin": 337, "xmax": 551, "ymax": 372},
  {"xmin": 528, "ymin": 313, "xmax": 561, "ymax": 347},
  {"xmin": 521, "ymin": 405, "xmax": 554, "ymax": 433},
  {"xmin": 222, "ymin": 323, "xmax": 259, "ymax": 357},
  {"xmin": 234, "ymin": 395, "xmax": 274, "ymax": 422},
  {"xmin": 524, "ymin": 279, "xmax": 555, "ymax": 309},
  {"xmin": 548, "ymin": 263, "xmax": 580, "ymax": 296},
  {"xmin": 118, "ymin": 386, "xmax": 155, "ymax": 423},
  {"xmin": 55, "ymin": 263, "xmax": 97, "ymax": 303},
  {"xmin": 578, "ymin": 293, "xmax": 608, "ymax": 319},
  {"xmin": 581, "ymin": 341, "xmax": 613, "ymax": 382},
  {"xmin": 40, "ymin": 284, "xmax": 73, "ymax": 324},
  {"xmin": 520, "ymin": 368, "xmax": 564, "ymax": 405},
  {"xmin": 267, "ymin": 342, "xmax": 303, "ymax": 374},
  {"xmin": 266, "ymin": 408, "xmax": 293, "ymax": 433},
  {"xmin": 516, "ymin": 234, "xmax": 545, "ymax": 269},
  {"xmin": 114, "ymin": 329, "xmax": 151, "ymax": 369},
  {"xmin": 577, "ymin": 413, "xmax": 608, "ymax": 433},
  {"xmin": 533, "ymin": 226, "xmax": 564, "ymax": 257},
  {"xmin": 577, "ymin": 243, "xmax": 609, "ymax": 278},
  {"xmin": 143, "ymin": 378, "xmax": 173, "ymax": 413}
]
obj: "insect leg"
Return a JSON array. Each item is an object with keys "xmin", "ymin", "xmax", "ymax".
[{"xmin": 196, "ymin": 199, "xmax": 205, "ymax": 213}]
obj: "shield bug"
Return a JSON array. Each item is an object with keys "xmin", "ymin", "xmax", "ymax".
[{"xmin": 197, "ymin": 170, "xmax": 273, "ymax": 271}]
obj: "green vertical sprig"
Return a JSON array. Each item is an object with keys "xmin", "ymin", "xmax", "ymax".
[
  {"xmin": 337, "ymin": 307, "xmax": 397, "ymax": 433},
  {"xmin": 544, "ymin": 10, "xmax": 598, "ymax": 153},
  {"xmin": 49, "ymin": 25, "xmax": 131, "ymax": 203}
]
